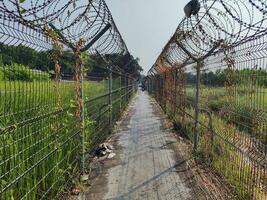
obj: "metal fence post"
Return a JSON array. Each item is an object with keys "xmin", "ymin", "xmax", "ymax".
[
  {"xmin": 164, "ymin": 74, "xmax": 166, "ymax": 110},
  {"xmin": 152, "ymin": 77, "xmax": 154, "ymax": 95},
  {"xmin": 149, "ymin": 79, "xmax": 152, "ymax": 93},
  {"xmin": 157, "ymin": 76, "xmax": 160, "ymax": 102},
  {"xmin": 153, "ymin": 77, "xmax": 155, "ymax": 95},
  {"xmin": 74, "ymin": 41, "xmax": 86, "ymax": 178},
  {"xmin": 149, "ymin": 78, "xmax": 151, "ymax": 93},
  {"xmin": 80, "ymin": 63, "xmax": 86, "ymax": 176},
  {"xmin": 174, "ymin": 69, "xmax": 177, "ymax": 116},
  {"xmin": 120, "ymin": 75, "xmax": 122, "ymax": 112},
  {"xmin": 126, "ymin": 76, "xmax": 129, "ymax": 102},
  {"xmin": 194, "ymin": 61, "xmax": 202, "ymax": 154},
  {"xmin": 151, "ymin": 78, "xmax": 153, "ymax": 94},
  {"xmin": 109, "ymin": 66, "xmax": 113, "ymax": 133},
  {"xmin": 124, "ymin": 76, "xmax": 127, "ymax": 102}
]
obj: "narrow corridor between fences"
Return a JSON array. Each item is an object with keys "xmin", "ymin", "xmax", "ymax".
[
  {"xmin": 1, "ymin": 1, "xmax": 267, "ymax": 200},
  {"xmin": 83, "ymin": 91, "xmax": 236, "ymax": 200}
]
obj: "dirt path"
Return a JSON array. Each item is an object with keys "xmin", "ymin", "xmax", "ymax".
[{"xmin": 82, "ymin": 91, "xmax": 236, "ymax": 200}]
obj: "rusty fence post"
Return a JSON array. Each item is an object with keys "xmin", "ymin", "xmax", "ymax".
[
  {"xmin": 109, "ymin": 65, "xmax": 113, "ymax": 133},
  {"xmin": 194, "ymin": 61, "xmax": 203, "ymax": 154},
  {"xmin": 174, "ymin": 69, "xmax": 177, "ymax": 117},
  {"xmin": 120, "ymin": 75, "xmax": 122, "ymax": 113}
]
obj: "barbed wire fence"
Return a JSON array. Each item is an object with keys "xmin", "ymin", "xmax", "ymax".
[
  {"xmin": 0, "ymin": 0, "xmax": 137, "ymax": 199},
  {"xmin": 147, "ymin": 0, "xmax": 267, "ymax": 199}
]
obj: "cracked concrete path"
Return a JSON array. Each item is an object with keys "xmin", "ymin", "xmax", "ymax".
[{"xmin": 83, "ymin": 91, "xmax": 234, "ymax": 200}]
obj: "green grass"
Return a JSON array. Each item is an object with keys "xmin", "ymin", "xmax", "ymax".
[
  {"xmin": 186, "ymin": 85, "xmax": 267, "ymax": 146},
  {"xmin": 0, "ymin": 76, "xmax": 132, "ymax": 199},
  {"xmin": 186, "ymin": 85, "xmax": 267, "ymax": 110},
  {"xmin": 159, "ymin": 83, "xmax": 267, "ymax": 199},
  {"xmin": 171, "ymin": 106, "xmax": 266, "ymax": 199}
]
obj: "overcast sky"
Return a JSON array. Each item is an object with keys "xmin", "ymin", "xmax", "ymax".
[{"xmin": 106, "ymin": 0, "xmax": 189, "ymax": 75}]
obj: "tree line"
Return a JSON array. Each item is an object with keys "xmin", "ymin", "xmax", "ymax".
[
  {"xmin": 187, "ymin": 68, "xmax": 267, "ymax": 87},
  {"xmin": 0, "ymin": 43, "xmax": 143, "ymax": 81}
]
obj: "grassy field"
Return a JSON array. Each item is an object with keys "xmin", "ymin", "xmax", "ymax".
[
  {"xmin": 186, "ymin": 85, "xmax": 267, "ymax": 145},
  {"xmin": 162, "ymin": 84, "xmax": 267, "ymax": 199},
  {"xmin": 171, "ymin": 105, "xmax": 267, "ymax": 199},
  {"xmin": 0, "ymin": 77, "xmax": 131, "ymax": 199}
]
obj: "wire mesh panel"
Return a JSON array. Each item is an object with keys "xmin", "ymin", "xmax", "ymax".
[
  {"xmin": 0, "ymin": 20, "xmax": 80, "ymax": 200},
  {"xmin": 198, "ymin": 39, "xmax": 267, "ymax": 199},
  {"xmin": 0, "ymin": 0, "xmax": 139, "ymax": 199},
  {"xmin": 83, "ymin": 69, "xmax": 136, "ymax": 154},
  {"xmin": 147, "ymin": 1, "xmax": 267, "ymax": 199}
]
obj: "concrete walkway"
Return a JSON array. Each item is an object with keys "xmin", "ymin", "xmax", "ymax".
[{"xmin": 84, "ymin": 91, "xmax": 234, "ymax": 200}]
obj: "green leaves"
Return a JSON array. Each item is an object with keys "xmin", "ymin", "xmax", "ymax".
[
  {"xmin": 70, "ymin": 99, "xmax": 77, "ymax": 109},
  {"xmin": 19, "ymin": 8, "xmax": 26, "ymax": 14},
  {"xmin": 18, "ymin": 0, "xmax": 27, "ymax": 15}
]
